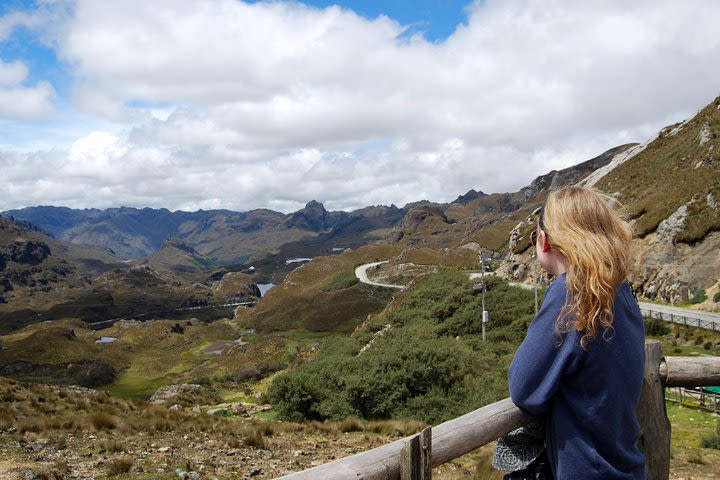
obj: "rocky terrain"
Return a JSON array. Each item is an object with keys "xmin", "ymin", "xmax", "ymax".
[
  {"xmin": 4, "ymin": 376, "xmax": 509, "ymax": 480},
  {"xmin": 0, "ymin": 212, "xmax": 265, "ymax": 334},
  {"xmin": 1, "ymin": 374, "xmax": 718, "ymax": 480}
]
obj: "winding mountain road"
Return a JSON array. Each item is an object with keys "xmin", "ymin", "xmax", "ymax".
[
  {"xmin": 354, "ymin": 263, "xmax": 720, "ymax": 331},
  {"xmin": 354, "ymin": 261, "xmax": 405, "ymax": 289}
]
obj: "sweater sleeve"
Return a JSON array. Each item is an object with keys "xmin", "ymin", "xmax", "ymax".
[{"xmin": 508, "ymin": 276, "xmax": 580, "ymax": 415}]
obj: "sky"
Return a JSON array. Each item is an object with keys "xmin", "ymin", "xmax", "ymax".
[{"xmin": 1, "ymin": 0, "xmax": 720, "ymax": 214}]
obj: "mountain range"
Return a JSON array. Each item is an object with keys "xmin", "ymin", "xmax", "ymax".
[
  {"xmin": 1, "ymin": 95, "xmax": 719, "ymax": 337},
  {"xmin": 1, "ymin": 201, "xmax": 405, "ymax": 263}
]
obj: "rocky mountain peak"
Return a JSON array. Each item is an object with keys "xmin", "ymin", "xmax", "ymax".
[
  {"xmin": 303, "ymin": 200, "xmax": 326, "ymax": 211},
  {"xmin": 453, "ymin": 189, "xmax": 487, "ymax": 205},
  {"xmin": 285, "ymin": 200, "xmax": 329, "ymax": 231}
]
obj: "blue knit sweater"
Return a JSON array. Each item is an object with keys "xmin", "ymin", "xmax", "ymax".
[{"xmin": 508, "ymin": 274, "xmax": 646, "ymax": 479}]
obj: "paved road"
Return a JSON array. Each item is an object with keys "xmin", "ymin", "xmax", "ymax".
[
  {"xmin": 639, "ymin": 302, "xmax": 720, "ymax": 331},
  {"xmin": 354, "ymin": 261, "xmax": 405, "ymax": 289},
  {"xmin": 354, "ymin": 264, "xmax": 720, "ymax": 331}
]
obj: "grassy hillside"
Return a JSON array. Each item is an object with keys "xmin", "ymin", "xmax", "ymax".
[
  {"xmin": 598, "ymin": 96, "xmax": 720, "ymax": 241},
  {"xmin": 0, "ymin": 317, "xmax": 298, "ymax": 400},
  {"xmin": 236, "ymin": 243, "xmax": 400, "ymax": 333},
  {"xmin": 267, "ymin": 271, "xmax": 538, "ymax": 424}
]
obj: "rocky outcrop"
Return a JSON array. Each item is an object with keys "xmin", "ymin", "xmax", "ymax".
[
  {"xmin": 630, "ymin": 188, "xmax": 720, "ymax": 303},
  {"xmin": 656, "ymin": 204, "xmax": 689, "ymax": 243},
  {"xmin": 3, "ymin": 239, "xmax": 50, "ymax": 266},
  {"xmin": 698, "ymin": 122, "xmax": 712, "ymax": 146},
  {"xmin": 0, "ymin": 359, "xmax": 116, "ymax": 387},
  {"xmin": 523, "ymin": 144, "xmax": 633, "ymax": 200},
  {"xmin": 150, "ymin": 384, "xmax": 224, "ymax": 408}
]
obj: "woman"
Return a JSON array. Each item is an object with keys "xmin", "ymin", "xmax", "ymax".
[{"xmin": 508, "ymin": 186, "xmax": 646, "ymax": 479}]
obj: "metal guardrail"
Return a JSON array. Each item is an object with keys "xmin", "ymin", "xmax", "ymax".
[
  {"xmin": 666, "ymin": 387, "xmax": 720, "ymax": 414},
  {"xmin": 640, "ymin": 306, "xmax": 720, "ymax": 332}
]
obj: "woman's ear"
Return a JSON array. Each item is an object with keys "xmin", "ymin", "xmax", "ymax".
[{"xmin": 539, "ymin": 230, "xmax": 551, "ymax": 253}]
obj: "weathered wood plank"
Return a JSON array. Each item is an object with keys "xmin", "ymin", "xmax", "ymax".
[
  {"xmin": 400, "ymin": 427, "xmax": 431, "ymax": 480},
  {"xmin": 636, "ymin": 340, "xmax": 671, "ymax": 480},
  {"xmin": 660, "ymin": 356, "xmax": 720, "ymax": 387},
  {"xmin": 420, "ymin": 427, "xmax": 431, "ymax": 480},
  {"xmin": 400, "ymin": 433, "xmax": 420, "ymax": 480}
]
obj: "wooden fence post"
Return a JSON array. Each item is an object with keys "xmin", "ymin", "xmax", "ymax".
[
  {"xmin": 636, "ymin": 340, "xmax": 671, "ymax": 480},
  {"xmin": 401, "ymin": 427, "xmax": 432, "ymax": 480}
]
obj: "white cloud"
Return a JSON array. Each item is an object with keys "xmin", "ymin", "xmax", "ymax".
[
  {"xmin": 0, "ymin": 59, "xmax": 56, "ymax": 119},
  {"xmin": 2, "ymin": 0, "xmax": 720, "ymax": 212},
  {"xmin": 0, "ymin": 59, "xmax": 28, "ymax": 86}
]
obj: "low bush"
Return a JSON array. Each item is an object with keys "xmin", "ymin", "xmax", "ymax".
[
  {"xmin": 91, "ymin": 412, "xmax": 118, "ymax": 430},
  {"xmin": 101, "ymin": 439, "xmax": 126, "ymax": 453},
  {"xmin": 241, "ymin": 429, "xmax": 266, "ymax": 449},
  {"xmin": 701, "ymin": 421, "xmax": 720, "ymax": 449},
  {"xmin": 268, "ymin": 272, "xmax": 533, "ymax": 424},
  {"xmin": 688, "ymin": 451, "xmax": 707, "ymax": 465},
  {"xmin": 645, "ymin": 318, "xmax": 670, "ymax": 336},
  {"xmin": 714, "ymin": 292, "xmax": 720, "ymax": 303},
  {"xmin": 337, "ymin": 417, "xmax": 364, "ymax": 433},
  {"xmin": 106, "ymin": 458, "xmax": 133, "ymax": 476},
  {"xmin": 366, "ymin": 419, "xmax": 426, "ymax": 437},
  {"xmin": 691, "ymin": 289, "xmax": 708, "ymax": 304}
]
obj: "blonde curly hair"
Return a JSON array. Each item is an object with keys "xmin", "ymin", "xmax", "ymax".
[{"xmin": 541, "ymin": 186, "xmax": 633, "ymax": 347}]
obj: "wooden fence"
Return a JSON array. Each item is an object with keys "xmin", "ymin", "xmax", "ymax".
[{"xmin": 275, "ymin": 340, "xmax": 720, "ymax": 480}]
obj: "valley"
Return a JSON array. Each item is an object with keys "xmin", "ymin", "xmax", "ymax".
[{"xmin": 1, "ymin": 95, "xmax": 720, "ymax": 478}]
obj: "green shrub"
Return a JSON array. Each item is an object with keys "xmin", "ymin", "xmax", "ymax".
[
  {"xmin": 701, "ymin": 421, "xmax": 720, "ymax": 449},
  {"xmin": 690, "ymin": 289, "xmax": 707, "ymax": 304},
  {"xmin": 714, "ymin": 292, "xmax": 720, "ymax": 303},
  {"xmin": 644, "ymin": 318, "xmax": 670, "ymax": 336},
  {"xmin": 268, "ymin": 272, "xmax": 530, "ymax": 423}
]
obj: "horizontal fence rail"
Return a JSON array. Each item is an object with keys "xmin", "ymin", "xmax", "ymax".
[
  {"xmin": 274, "ymin": 341, "xmax": 720, "ymax": 480},
  {"xmin": 639, "ymin": 304, "xmax": 720, "ymax": 332},
  {"xmin": 276, "ymin": 398, "xmax": 533, "ymax": 479},
  {"xmin": 660, "ymin": 356, "xmax": 720, "ymax": 386}
]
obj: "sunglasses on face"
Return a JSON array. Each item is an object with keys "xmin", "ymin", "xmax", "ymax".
[{"xmin": 531, "ymin": 228, "xmax": 549, "ymax": 247}]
